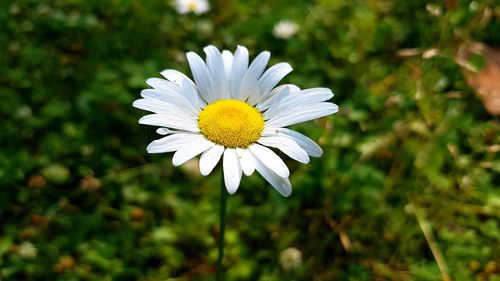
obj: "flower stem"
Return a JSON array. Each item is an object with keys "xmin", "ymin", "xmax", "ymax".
[{"xmin": 216, "ymin": 171, "xmax": 227, "ymax": 281}]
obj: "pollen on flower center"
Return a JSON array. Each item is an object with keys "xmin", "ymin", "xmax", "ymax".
[{"xmin": 198, "ymin": 99, "xmax": 264, "ymax": 148}]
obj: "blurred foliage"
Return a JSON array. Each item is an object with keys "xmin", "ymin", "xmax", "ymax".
[{"xmin": 1, "ymin": 0, "xmax": 499, "ymax": 280}]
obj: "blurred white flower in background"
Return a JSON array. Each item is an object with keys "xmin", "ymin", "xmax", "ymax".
[
  {"xmin": 425, "ymin": 3, "xmax": 443, "ymax": 16},
  {"xmin": 17, "ymin": 242, "xmax": 38, "ymax": 259},
  {"xmin": 279, "ymin": 247, "xmax": 303, "ymax": 271},
  {"xmin": 273, "ymin": 20, "xmax": 299, "ymax": 39},
  {"xmin": 174, "ymin": 0, "xmax": 210, "ymax": 15}
]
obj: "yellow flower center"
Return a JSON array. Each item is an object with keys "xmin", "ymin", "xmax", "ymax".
[
  {"xmin": 187, "ymin": 1, "xmax": 198, "ymax": 11},
  {"xmin": 198, "ymin": 99, "xmax": 264, "ymax": 148}
]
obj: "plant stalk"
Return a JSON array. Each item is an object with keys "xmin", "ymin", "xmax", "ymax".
[{"xmin": 216, "ymin": 172, "xmax": 227, "ymax": 281}]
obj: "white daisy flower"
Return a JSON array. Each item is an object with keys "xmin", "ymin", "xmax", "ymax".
[
  {"xmin": 133, "ymin": 45, "xmax": 338, "ymax": 197},
  {"xmin": 174, "ymin": 0, "xmax": 210, "ymax": 15},
  {"xmin": 273, "ymin": 20, "xmax": 299, "ymax": 39}
]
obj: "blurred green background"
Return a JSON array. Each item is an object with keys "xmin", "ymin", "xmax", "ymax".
[{"xmin": 1, "ymin": 0, "xmax": 499, "ymax": 280}]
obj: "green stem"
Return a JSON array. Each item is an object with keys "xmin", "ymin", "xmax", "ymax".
[{"xmin": 216, "ymin": 171, "xmax": 227, "ymax": 281}]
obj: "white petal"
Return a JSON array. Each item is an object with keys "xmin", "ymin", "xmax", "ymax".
[
  {"xmin": 265, "ymin": 102, "xmax": 338, "ymax": 128},
  {"xmin": 155, "ymin": 72, "xmax": 204, "ymax": 108},
  {"xmin": 133, "ymin": 98, "xmax": 198, "ymax": 119},
  {"xmin": 256, "ymin": 84, "xmax": 300, "ymax": 111},
  {"xmin": 254, "ymin": 157, "xmax": 292, "ymax": 197},
  {"xmin": 179, "ymin": 78, "xmax": 206, "ymax": 108},
  {"xmin": 258, "ymin": 136, "xmax": 310, "ymax": 164},
  {"xmin": 139, "ymin": 89, "xmax": 200, "ymax": 116},
  {"xmin": 172, "ymin": 138, "xmax": 214, "ymax": 166},
  {"xmin": 257, "ymin": 86, "xmax": 289, "ymax": 113},
  {"xmin": 146, "ymin": 133, "xmax": 203, "ymax": 153},
  {"xmin": 146, "ymin": 77, "xmax": 176, "ymax": 90},
  {"xmin": 236, "ymin": 148, "xmax": 255, "ymax": 176},
  {"xmin": 248, "ymin": 143, "xmax": 289, "ymax": 178},
  {"xmin": 175, "ymin": 5, "xmax": 189, "ymax": 14},
  {"xmin": 248, "ymin": 63, "xmax": 292, "ymax": 105},
  {"xmin": 230, "ymin": 46, "xmax": 249, "ymax": 99},
  {"xmin": 299, "ymin": 87, "xmax": 334, "ymax": 101},
  {"xmin": 264, "ymin": 88, "xmax": 333, "ymax": 120},
  {"xmin": 199, "ymin": 145, "xmax": 225, "ymax": 176},
  {"xmin": 204, "ymin": 46, "xmax": 229, "ymax": 99},
  {"xmin": 192, "ymin": 0, "xmax": 209, "ymax": 14},
  {"xmin": 145, "ymin": 77, "xmax": 200, "ymax": 106},
  {"xmin": 262, "ymin": 128, "xmax": 323, "ymax": 157},
  {"xmin": 223, "ymin": 149, "xmax": 242, "ymax": 194},
  {"xmin": 238, "ymin": 51, "xmax": 270, "ymax": 101},
  {"xmin": 138, "ymin": 113, "xmax": 199, "ymax": 132},
  {"xmin": 156, "ymin": 128, "xmax": 169, "ymax": 135},
  {"xmin": 221, "ymin": 50, "xmax": 233, "ymax": 78},
  {"xmin": 186, "ymin": 51, "xmax": 215, "ymax": 103},
  {"xmin": 160, "ymin": 69, "xmax": 195, "ymax": 86}
]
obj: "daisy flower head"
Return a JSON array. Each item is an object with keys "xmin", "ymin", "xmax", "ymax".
[
  {"xmin": 174, "ymin": 0, "xmax": 210, "ymax": 15},
  {"xmin": 133, "ymin": 45, "xmax": 338, "ymax": 197}
]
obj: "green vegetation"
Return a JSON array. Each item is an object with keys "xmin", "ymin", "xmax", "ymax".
[{"xmin": 1, "ymin": 0, "xmax": 499, "ymax": 280}]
